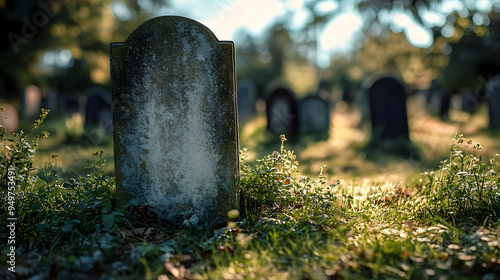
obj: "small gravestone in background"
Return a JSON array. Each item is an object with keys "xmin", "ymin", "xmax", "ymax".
[
  {"xmin": 111, "ymin": 16, "xmax": 239, "ymax": 225},
  {"xmin": 85, "ymin": 87, "xmax": 112, "ymax": 133},
  {"xmin": 426, "ymin": 80, "xmax": 451, "ymax": 120},
  {"xmin": 0, "ymin": 104, "xmax": 19, "ymax": 133},
  {"xmin": 487, "ymin": 75, "xmax": 500, "ymax": 129},
  {"xmin": 45, "ymin": 88, "xmax": 58, "ymax": 113},
  {"xmin": 298, "ymin": 95, "xmax": 330, "ymax": 135},
  {"xmin": 21, "ymin": 85, "xmax": 41, "ymax": 119},
  {"xmin": 367, "ymin": 76, "xmax": 409, "ymax": 141},
  {"xmin": 266, "ymin": 86, "xmax": 298, "ymax": 135},
  {"xmin": 460, "ymin": 88, "xmax": 479, "ymax": 113},
  {"xmin": 237, "ymin": 79, "xmax": 257, "ymax": 126},
  {"xmin": 60, "ymin": 94, "xmax": 82, "ymax": 115}
]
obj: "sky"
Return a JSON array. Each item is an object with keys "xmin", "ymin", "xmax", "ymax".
[{"xmin": 116, "ymin": 0, "xmax": 500, "ymax": 68}]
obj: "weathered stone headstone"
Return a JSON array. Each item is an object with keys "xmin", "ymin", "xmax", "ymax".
[
  {"xmin": 21, "ymin": 85, "xmax": 41, "ymax": 119},
  {"xmin": 0, "ymin": 104, "xmax": 19, "ymax": 134},
  {"xmin": 266, "ymin": 86, "xmax": 298, "ymax": 134},
  {"xmin": 367, "ymin": 76, "xmax": 409, "ymax": 141},
  {"xmin": 487, "ymin": 75, "xmax": 500, "ymax": 129},
  {"xmin": 111, "ymin": 16, "xmax": 239, "ymax": 225},
  {"xmin": 85, "ymin": 87, "xmax": 112, "ymax": 133},
  {"xmin": 298, "ymin": 95, "xmax": 330, "ymax": 135},
  {"xmin": 237, "ymin": 79, "xmax": 257, "ymax": 126}
]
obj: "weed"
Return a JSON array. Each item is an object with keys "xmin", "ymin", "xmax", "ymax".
[
  {"xmin": 240, "ymin": 134, "xmax": 341, "ymax": 230},
  {"xmin": 422, "ymin": 133, "xmax": 500, "ymax": 226}
]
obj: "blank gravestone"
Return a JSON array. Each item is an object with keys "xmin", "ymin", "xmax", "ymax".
[
  {"xmin": 237, "ymin": 79, "xmax": 257, "ymax": 126},
  {"xmin": 298, "ymin": 95, "xmax": 330, "ymax": 135},
  {"xmin": 111, "ymin": 16, "xmax": 239, "ymax": 225},
  {"xmin": 85, "ymin": 87, "xmax": 112, "ymax": 133},
  {"xmin": 266, "ymin": 87, "xmax": 298, "ymax": 134},
  {"xmin": 368, "ymin": 76, "xmax": 409, "ymax": 141},
  {"xmin": 487, "ymin": 75, "xmax": 500, "ymax": 129},
  {"xmin": 21, "ymin": 85, "xmax": 41, "ymax": 119}
]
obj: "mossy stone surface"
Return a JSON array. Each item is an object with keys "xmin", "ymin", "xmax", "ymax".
[{"xmin": 110, "ymin": 16, "xmax": 239, "ymax": 225}]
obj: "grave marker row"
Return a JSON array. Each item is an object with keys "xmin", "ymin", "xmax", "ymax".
[{"xmin": 265, "ymin": 87, "xmax": 330, "ymax": 136}]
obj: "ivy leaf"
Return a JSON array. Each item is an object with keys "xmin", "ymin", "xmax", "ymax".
[{"xmin": 102, "ymin": 213, "xmax": 115, "ymax": 232}]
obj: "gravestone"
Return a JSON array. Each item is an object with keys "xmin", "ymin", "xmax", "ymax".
[
  {"xmin": 0, "ymin": 104, "xmax": 19, "ymax": 133},
  {"xmin": 85, "ymin": 87, "xmax": 112, "ymax": 133},
  {"xmin": 460, "ymin": 88, "xmax": 479, "ymax": 113},
  {"xmin": 21, "ymin": 85, "xmax": 41, "ymax": 119},
  {"xmin": 266, "ymin": 86, "xmax": 298, "ymax": 134},
  {"xmin": 60, "ymin": 94, "xmax": 81, "ymax": 115},
  {"xmin": 44, "ymin": 88, "xmax": 58, "ymax": 113},
  {"xmin": 367, "ymin": 76, "xmax": 409, "ymax": 141},
  {"xmin": 237, "ymin": 79, "xmax": 257, "ymax": 126},
  {"xmin": 111, "ymin": 16, "xmax": 239, "ymax": 225},
  {"xmin": 487, "ymin": 75, "xmax": 500, "ymax": 129},
  {"xmin": 298, "ymin": 95, "xmax": 330, "ymax": 135},
  {"xmin": 426, "ymin": 80, "xmax": 451, "ymax": 120}
]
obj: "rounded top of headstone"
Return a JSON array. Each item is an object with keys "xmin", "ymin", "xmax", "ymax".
[
  {"xmin": 85, "ymin": 87, "xmax": 112, "ymax": 103},
  {"xmin": 265, "ymin": 86, "xmax": 296, "ymax": 100},
  {"xmin": 363, "ymin": 73, "xmax": 402, "ymax": 89},
  {"xmin": 123, "ymin": 16, "xmax": 220, "ymax": 44}
]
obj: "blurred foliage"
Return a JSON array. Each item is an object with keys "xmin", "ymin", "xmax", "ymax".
[
  {"xmin": 2, "ymin": 0, "xmax": 500, "ymax": 102},
  {"xmin": 303, "ymin": 0, "xmax": 500, "ymax": 91},
  {"xmin": 236, "ymin": 22, "xmax": 318, "ymax": 97},
  {"xmin": 0, "ymin": 0, "xmax": 170, "ymax": 97}
]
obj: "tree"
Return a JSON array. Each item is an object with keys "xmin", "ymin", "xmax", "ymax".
[{"xmin": 0, "ymin": 0, "xmax": 170, "ymax": 98}]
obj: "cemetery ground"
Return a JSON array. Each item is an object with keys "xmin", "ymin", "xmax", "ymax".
[{"xmin": 1, "ymin": 99, "xmax": 500, "ymax": 280}]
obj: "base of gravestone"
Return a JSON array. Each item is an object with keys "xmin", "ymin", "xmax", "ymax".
[{"xmin": 363, "ymin": 137, "xmax": 422, "ymax": 160}]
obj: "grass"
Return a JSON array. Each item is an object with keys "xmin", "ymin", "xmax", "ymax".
[{"xmin": 0, "ymin": 99, "xmax": 500, "ymax": 279}]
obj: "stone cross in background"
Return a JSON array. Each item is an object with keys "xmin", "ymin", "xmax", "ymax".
[{"xmin": 110, "ymin": 16, "xmax": 239, "ymax": 225}]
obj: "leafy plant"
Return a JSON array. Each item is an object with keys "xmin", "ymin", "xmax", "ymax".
[
  {"xmin": 240, "ymin": 134, "xmax": 340, "ymax": 229},
  {"xmin": 18, "ymin": 150, "xmax": 116, "ymax": 244},
  {"xmin": 422, "ymin": 133, "xmax": 500, "ymax": 225},
  {"xmin": 0, "ymin": 108, "xmax": 50, "ymax": 193}
]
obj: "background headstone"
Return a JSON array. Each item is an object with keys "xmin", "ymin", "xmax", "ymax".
[
  {"xmin": 85, "ymin": 87, "xmax": 112, "ymax": 133},
  {"xmin": 21, "ymin": 85, "xmax": 41, "ymax": 119},
  {"xmin": 367, "ymin": 76, "xmax": 409, "ymax": 141},
  {"xmin": 298, "ymin": 95, "xmax": 330, "ymax": 135},
  {"xmin": 59, "ymin": 94, "xmax": 82, "ymax": 115},
  {"xmin": 426, "ymin": 80, "xmax": 451, "ymax": 120},
  {"xmin": 266, "ymin": 86, "xmax": 298, "ymax": 134},
  {"xmin": 487, "ymin": 75, "xmax": 500, "ymax": 129},
  {"xmin": 0, "ymin": 104, "xmax": 19, "ymax": 134},
  {"xmin": 237, "ymin": 79, "xmax": 257, "ymax": 126},
  {"xmin": 44, "ymin": 88, "xmax": 59, "ymax": 114},
  {"xmin": 460, "ymin": 88, "xmax": 479, "ymax": 113},
  {"xmin": 111, "ymin": 16, "xmax": 239, "ymax": 225}
]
